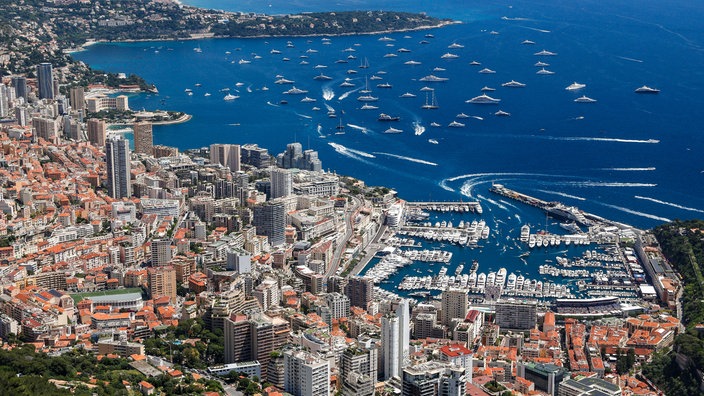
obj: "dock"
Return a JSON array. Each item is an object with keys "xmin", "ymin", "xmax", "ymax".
[{"xmin": 406, "ymin": 201, "xmax": 483, "ymax": 214}]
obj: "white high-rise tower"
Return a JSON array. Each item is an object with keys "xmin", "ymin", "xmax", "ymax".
[
  {"xmin": 397, "ymin": 299, "xmax": 410, "ymax": 372},
  {"xmin": 381, "ymin": 313, "xmax": 400, "ymax": 380}
]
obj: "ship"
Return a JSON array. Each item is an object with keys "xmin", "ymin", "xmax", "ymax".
[
  {"xmin": 456, "ymin": 113, "xmax": 470, "ymax": 119},
  {"xmin": 478, "ymin": 68, "xmax": 496, "ymax": 74},
  {"xmin": 377, "ymin": 83, "xmax": 393, "ymax": 89},
  {"xmin": 565, "ymin": 82, "xmax": 586, "ymax": 90},
  {"xmin": 357, "ymin": 95, "xmax": 379, "ymax": 102},
  {"xmin": 441, "ymin": 52, "xmax": 460, "ymax": 59},
  {"xmin": 313, "ymin": 73, "xmax": 332, "ymax": 81},
  {"xmin": 448, "ymin": 43, "xmax": 465, "ymax": 49},
  {"xmin": 502, "ymin": 80, "xmax": 526, "ymax": 88},
  {"xmin": 495, "ymin": 110, "xmax": 511, "ymax": 116},
  {"xmin": 520, "ymin": 224, "xmax": 531, "ymax": 242},
  {"xmin": 223, "ymin": 93, "xmax": 239, "ymax": 101},
  {"xmin": 522, "ymin": 40, "xmax": 536, "ymax": 45},
  {"xmin": 421, "ymin": 91, "xmax": 439, "ymax": 109},
  {"xmin": 635, "ymin": 85, "xmax": 660, "ymax": 94},
  {"xmin": 378, "ymin": 113, "xmax": 401, "ymax": 121},
  {"xmin": 469, "ymin": 61, "xmax": 481, "ymax": 65},
  {"xmin": 428, "ymin": 139, "xmax": 439, "ymax": 144},
  {"xmin": 400, "ymin": 92, "xmax": 417, "ymax": 98},
  {"xmin": 275, "ymin": 78, "xmax": 294, "ymax": 84},
  {"xmin": 430, "ymin": 122, "xmax": 441, "ymax": 127},
  {"xmin": 340, "ymin": 81, "xmax": 355, "ymax": 87},
  {"xmin": 536, "ymin": 68, "xmax": 555, "ymax": 75},
  {"xmin": 360, "ymin": 104, "xmax": 379, "ymax": 110},
  {"xmin": 384, "ymin": 127, "xmax": 403, "ymax": 134},
  {"xmin": 534, "ymin": 61, "xmax": 550, "ymax": 67},
  {"xmin": 384, "ymin": 53, "xmax": 398, "ymax": 58},
  {"xmin": 574, "ymin": 95, "xmax": 597, "ymax": 103},
  {"xmin": 467, "ymin": 94, "xmax": 501, "ymax": 104},
  {"xmin": 283, "ymin": 86, "xmax": 308, "ymax": 95},
  {"xmin": 404, "ymin": 60, "xmax": 422, "ymax": 65},
  {"xmin": 534, "ymin": 49, "xmax": 558, "ymax": 56},
  {"xmin": 419, "ymin": 75, "xmax": 449, "ymax": 82},
  {"xmin": 448, "ymin": 121, "xmax": 465, "ymax": 128},
  {"xmin": 481, "ymin": 86, "xmax": 496, "ymax": 91},
  {"xmin": 300, "ymin": 97, "xmax": 317, "ymax": 103},
  {"xmin": 398, "ymin": 48, "xmax": 412, "ymax": 53}
]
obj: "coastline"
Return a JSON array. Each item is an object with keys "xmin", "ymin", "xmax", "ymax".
[
  {"xmin": 68, "ymin": 20, "xmax": 457, "ymax": 52},
  {"xmin": 108, "ymin": 113, "xmax": 193, "ymax": 128}
]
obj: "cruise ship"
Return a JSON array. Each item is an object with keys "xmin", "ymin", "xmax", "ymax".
[
  {"xmin": 384, "ymin": 127, "xmax": 403, "ymax": 134},
  {"xmin": 534, "ymin": 49, "xmax": 558, "ymax": 56},
  {"xmin": 283, "ymin": 86, "xmax": 308, "ymax": 95},
  {"xmin": 502, "ymin": 80, "xmax": 526, "ymax": 88},
  {"xmin": 478, "ymin": 68, "xmax": 496, "ymax": 74},
  {"xmin": 441, "ymin": 52, "xmax": 460, "ymax": 59},
  {"xmin": 404, "ymin": 60, "xmax": 422, "ymax": 65},
  {"xmin": 378, "ymin": 113, "xmax": 400, "ymax": 121},
  {"xmin": 420, "ymin": 74, "xmax": 449, "ymax": 82},
  {"xmin": 495, "ymin": 110, "xmax": 511, "ymax": 116},
  {"xmin": 400, "ymin": 92, "xmax": 417, "ymax": 98},
  {"xmin": 574, "ymin": 95, "xmax": 597, "ymax": 103},
  {"xmin": 635, "ymin": 85, "xmax": 660, "ymax": 94},
  {"xmin": 565, "ymin": 82, "xmax": 586, "ymax": 90},
  {"xmin": 448, "ymin": 121, "xmax": 465, "ymax": 128},
  {"xmin": 467, "ymin": 94, "xmax": 501, "ymax": 104}
]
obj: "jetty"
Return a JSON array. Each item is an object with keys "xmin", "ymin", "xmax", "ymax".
[{"xmin": 406, "ymin": 201, "xmax": 483, "ymax": 214}]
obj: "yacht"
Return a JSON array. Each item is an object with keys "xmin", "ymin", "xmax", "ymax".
[
  {"xmin": 357, "ymin": 94, "xmax": 379, "ymax": 102},
  {"xmin": 204, "ymin": 93, "xmax": 211, "ymax": 97},
  {"xmin": 635, "ymin": 85, "xmax": 660, "ymax": 94},
  {"xmin": 300, "ymin": 60, "xmax": 310, "ymax": 65},
  {"xmin": 448, "ymin": 43, "xmax": 465, "ymax": 49},
  {"xmin": 478, "ymin": 68, "xmax": 496, "ymax": 74},
  {"xmin": 270, "ymin": 49, "xmax": 281, "ymax": 54},
  {"xmin": 313, "ymin": 64, "xmax": 327, "ymax": 69},
  {"xmin": 522, "ymin": 40, "xmax": 536, "ymax": 45},
  {"xmin": 300, "ymin": 97, "xmax": 317, "ymax": 103},
  {"xmin": 536, "ymin": 68, "xmax": 555, "ymax": 75},
  {"xmin": 469, "ymin": 60, "xmax": 481, "ymax": 65},
  {"xmin": 283, "ymin": 86, "xmax": 308, "ymax": 95},
  {"xmin": 496, "ymin": 268, "xmax": 507, "ymax": 288},
  {"xmin": 534, "ymin": 61, "xmax": 550, "ymax": 67},
  {"xmin": 223, "ymin": 93, "xmax": 239, "ymax": 101},
  {"xmin": 428, "ymin": 139, "xmax": 439, "ymax": 144},
  {"xmin": 448, "ymin": 121, "xmax": 465, "ymax": 128},
  {"xmin": 346, "ymin": 69, "xmax": 358, "ymax": 74},
  {"xmin": 369, "ymin": 75, "xmax": 383, "ymax": 80},
  {"xmin": 377, "ymin": 83, "xmax": 393, "ymax": 88},
  {"xmin": 313, "ymin": 73, "xmax": 332, "ymax": 80},
  {"xmin": 404, "ymin": 60, "xmax": 422, "ymax": 65},
  {"xmin": 520, "ymin": 224, "xmax": 531, "ymax": 242},
  {"xmin": 421, "ymin": 91, "xmax": 439, "ymax": 109},
  {"xmin": 565, "ymin": 82, "xmax": 586, "ymax": 90},
  {"xmin": 360, "ymin": 104, "xmax": 379, "ymax": 110},
  {"xmin": 400, "ymin": 92, "xmax": 417, "ymax": 98},
  {"xmin": 467, "ymin": 94, "xmax": 501, "ymax": 104},
  {"xmin": 384, "ymin": 127, "xmax": 403, "ymax": 134},
  {"xmin": 397, "ymin": 48, "xmax": 412, "ymax": 53},
  {"xmin": 430, "ymin": 122, "xmax": 441, "ymax": 127},
  {"xmin": 441, "ymin": 52, "xmax": 460, "ymax": 59},
  {"xmin": 534, "ymin": 49, "xmax": 558, "ymax": 56},
  {"xmin": 502, "ymin": 80, "xmax": 526, "ymax": 88},
  {"xmin": 433, "ymin": 67, "xmax": 446, "ymax": 72},
  {"xmin": 456, "ymin": 113, "xmax": 470, "ymax": 119},
  {"xmin": 378, "ymin": 113, "xmax": 400, "ymax": 121},
  {"xmin": 574, "ymin": 95, "xmax": 597, "ymax": 103},
  {"xmin": 420, "ymin": 86, "xmax": 435, "ymax": 92},
  {"xmin": 275, "ymin": 78, "xmax": 294, "ymax": 84},
  {"xmin": 238, "ymin": 59, "xmax": 251, "ymax": 64},
  {"xmin": 420, "ymin": 75, "xmax": 449, "ymax": 82},
  {"xmin": 384, "ymin": 53, "xmax": 398, "ymax": 58},
  {"xmin": 481, "ymin": 86, "xmax": 496, "ymax": 91},
  {"xmin": 495, "ymin": 110, "xmax": 511, "ymax": 116},
  {"xmin": 340, "ymin": 81, "xmax": 355, "ymax": 87},
  {"xmin": 343, "ymin": 47, "xmax": 356, "ymax": 52}
]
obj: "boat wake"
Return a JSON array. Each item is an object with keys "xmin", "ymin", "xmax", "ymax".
[
  {"xmin": 266, "ymin": 101, "xmax": 280, "ymax": 107},
  {"xmin": 328, "ymin": 143, "xmax": 376, "ymax": 163},
  {"xmin": 599, "ymin": 167, "xmax": 656, "ymax": 171},
  {"xmin": 347, "ymin": 124, "xmax": 369, "ymax": 134},
  {"xmin": 536, "ymin": 189, "xmax": 587, "ymax": 201},
  {"xmin": 325, "ymin": 103, "xmax": 335, "ymax": 113},
  {"xmin": 323, "ymin": 87, "xmax": 335, "ymax": 101},
  {"xmin": 596, "ymin": 202, "xmax": 671, "ymax": 222},
  {"xmin": 316, "ymin": 124, "xmax": 324, "ymax": 137},
  {"xmin": 295, "ymin": 113, "xmax": 312, "ymax": 119},
  {"xmin": 558, "ymin": 181, "xmax": 657, "ymax": 188},
  {"xmin": 618, "ymin": 56, "xmax": 644, "ymax": 63},
  {"xmin": 519, "ymin": 26, "xmax": 551, "ymax": 33},
  {"xmin": 372, "ymin": 152, "xmax": 437, "ymax": 166},
  {"xmin": 471, "ymin": 116, "xmax": 484, "ymax": 120},
  {"xmin": 475, "ymin": 193, "xmax": 509, "ymax": 211},
  {"xmin": 501, "ymin": 16, "xmax": 531, "ymax": 21},
  {"xmin": 550, "ymin": 136, "xmax": 660, "ymax": 144},
  {"xmin": 634, "ymin": 196, "xmax": 704, "ymax": 214},
  {"xmin": 413, "ymin": 122, "xmax": 426, "ymax": 136},
  {"xmin": 338, "ymin": 87, "xmax": 360, "ymax": 100}
]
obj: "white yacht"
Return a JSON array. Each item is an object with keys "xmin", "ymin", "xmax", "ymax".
[
  {"xmin": 466, "ymin": 94, "xmax": 501, "ymax": 104},
  {"xmin": 502, "ymin": 80, "xmax": 526, "ymax": 88},
  {"xmin": 635, "ymin": 85, "xmax": 660, "ymax": 94},
  {"xmin": 522, "ymin": 40, "xmax": 535, "ymax": 45},
  {"xmin": 420, "ymin": 75, "xmax": 449, "ymax": 82},
  {"xmin": 223, "ymin": 93, "xmax": 239, "ymax": 101},
  {"xmin": 384, "ymin": 127, "xmax": 403, "ymax": 134},
  {"xmin": 574, "ymin": 95, "xmax": 597, "ymax": 103},
  {"xmin": 441, "ymin": 52, "xmax": 460, "ymax": 59},
  {"xmin": 400, "ymin": 92, "xmax": 417, "ymax": 98},
  {"xmin": 478, "ymin": 68, "xmax": 496, "ymax": 74},
  {"xmin": 495, "ymin": 110, "xmax": 511, "ymax": 116},
  {"xmin": 404, "ymin": 60, "xmax": 422, "ymax": 65},
  {"xmin": 481, "ymin": 86, "xmax": 496, "ymax": 91},
  {"xmin": 534, "ymin": 49, "xmax": 558, "ymax": 56},
  {"xmin": 536, "ymin": 68, "xmax": 555, "ymax": 75},
  {"xmin": 448, "ymin": 121, "xmax": 465, "ymax": 128},
  {"xmin": 565, "ymin": 82, "xmax": 586, "ymax": 90},
  {"xmin": 448, "ymin": 43, "xmax": 465, "ymax": 49},
  {"xmin": 283, "ymin": 86, "xmax": 308, "ymax": 95}
]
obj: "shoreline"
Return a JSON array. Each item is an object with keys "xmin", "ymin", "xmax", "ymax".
[
  {"xmin": 107, "ymin": 113, "xmax": 193, "ymax": 128},
  {"xmin": 69, "ymin": 20, "xmax": 457, "ymax": 52}
]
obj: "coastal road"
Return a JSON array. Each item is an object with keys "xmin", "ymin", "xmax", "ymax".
[
  {"xmin": 325, "ymin": 196, "xmax": 362, "ymax": 279},
  {"xmin": 350, "ymin": 213, "xmax": 388, "ymax": 277}
]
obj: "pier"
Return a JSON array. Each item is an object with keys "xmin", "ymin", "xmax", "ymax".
[{"xmin": 406, "ymin": 201, "xmax": 483, "ymax": 214}]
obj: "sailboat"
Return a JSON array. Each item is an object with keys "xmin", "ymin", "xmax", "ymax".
[
  {"xmin": 421, "ymin": 90, "xmax": 439, "ymax": 109},
  {"xmin": 335, "ymin": 113, "xmax": 346, "ymax": 134},
  {"xmin": 359, "ymin": 57, "xmax": 370, "ymax": 69}
]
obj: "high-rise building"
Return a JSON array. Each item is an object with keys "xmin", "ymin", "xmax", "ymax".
[
  {"xmin": 441, "ymin": 288, "xmax": 468, "ymax": 328},
  {"xmin": 37, "ymin": 63, "xmax": 55, "ymax": 100},
  {"xmin": 495, "ymin": 299, "xmax": 537, "ymax": 331},
  {"xmin": 210, "ymin": 143, "xmax": 241, "ymax": 172},
  {"xmin": 402, "ymin": 363, "xmax": 467, "ymax": 396},
  {"xmin": 87, "ymin": 118, "xmax": 107, "ymax": 147},
  {"xmin": 69, "ymin": 86, "xmax": 85, "ymax": 111},
  {"xmin": 517, "ymin": 362, "xmax": 567, "ymax": 396},
  {"xmin": 341, "ymin": 338, "xmax": 378, "ymax": 396},
  {"xmin": 150, "ymin": 239, "xmax": 172, "ymax": 267},
  {"xmin": 253, "ymin": 201, "xmax": 286, "ymax": 247},
  {"xmin": 32, "ymin": 117, "xmax": 58, "ymax": 142},
  {"xmin": 284, "ymin": 349, "xmax": 330, "ymax": 396},
  {"xmin": 277, "ymin": 142, "xmax": 323, "ymax": 171},
  {"xmin": 381, "ymin": 313, "xmax": 400, "ymax": 380},
  {"xmin": 397, "ymin": 299, "xmax": 410, "ymax": 372},
  {"xmin": 346, "ymin": 276, "xmax": 374, "ymax": 309},
  {"xmin": 241, "ymin": 143, "xmax": 271, "ymax": 168},
  {"xmin": 105, "ymin": 135, "xmax": 132, "ymax": 199},
  {"xmin": 270, "ymin": 168, "xmax": 293, "ymax": 199},
  {"xmin": 12, "ymin": 76, "xmax": 27, "ymax": 101},
  {"xmin": 0, "ymin": 85, "xmax": 8, "ymax": 117},
  {"xmin": 133, "ymin": 121, "xmax": 153, "ymax": 155},
  {"xmin": 325, "ymin": 292, "xmax": 350, "ymax": 319},
  {"xmin": 14, "ymin": 107, "xmax": 27, "ymax": 126},
  {"xmin": 147, "ymin": 266, "xmax": 177, "ymax": 303}
]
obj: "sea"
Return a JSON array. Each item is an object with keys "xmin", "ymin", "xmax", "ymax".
[{"xmin": 73, "ymin": 0, "xmax": 704, "ymax": 298}]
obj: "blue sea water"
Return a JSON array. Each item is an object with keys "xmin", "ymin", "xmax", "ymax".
[{"xmin": 74, "ymin": 0, "xmax": 704, "ymax": 295}]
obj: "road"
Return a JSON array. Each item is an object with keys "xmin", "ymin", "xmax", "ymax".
[{"xmin": 325, "ymin": 196, "xmax": 362, "ymax": 279}]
